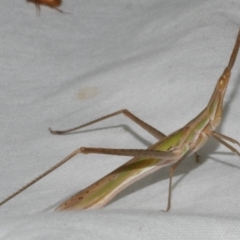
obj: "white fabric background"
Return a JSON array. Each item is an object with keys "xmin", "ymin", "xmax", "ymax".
[{"xmin": 1, "ymin": 0, "xmax": 240, "ymax": 239}]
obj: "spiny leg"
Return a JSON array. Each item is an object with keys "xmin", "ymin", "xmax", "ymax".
[
  {"xmin": 164, "ymin": 155, "xmax": 186, "ymax": 212},
  {"xmin": 49, "ymin": 109, "xmax": 166, "ymax": 140},
  {"xmin": 80, "ymin": 147, "xmax": 179, "ymax": 160},
  {"xmin": 0, "ymin": 146, "xmax": 178, "ymax": 207},
  {"xmin": 0, "ymin": 149, "xmax": 81, "ymax": 207},
  {"xmin": 210, "ymin": 131, "xmax": 240, "ymax": 156}
]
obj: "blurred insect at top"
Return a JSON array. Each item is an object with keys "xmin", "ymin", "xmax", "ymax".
[{"xmin": 27, "ymin": 0, "xmax": 64, "ymax": 14}]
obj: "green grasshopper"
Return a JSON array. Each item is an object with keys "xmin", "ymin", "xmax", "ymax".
[{"xmin": 1, "ymin": 30, "xmax": 240, "ymax": 211}]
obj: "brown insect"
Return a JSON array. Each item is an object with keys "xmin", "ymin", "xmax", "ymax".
[{"xmin": 27, "ymin": 0, "xmax": 64, "ymax": 13}]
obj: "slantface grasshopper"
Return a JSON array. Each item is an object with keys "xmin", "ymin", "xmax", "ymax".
[{"xmin": 1, "ymin": 30, "xmax": 240, "ymax": 211}]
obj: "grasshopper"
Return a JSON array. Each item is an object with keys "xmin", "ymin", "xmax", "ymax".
[{"xmin": 1, "ymin": 30, "xmax": 240, "ymax": 211}]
